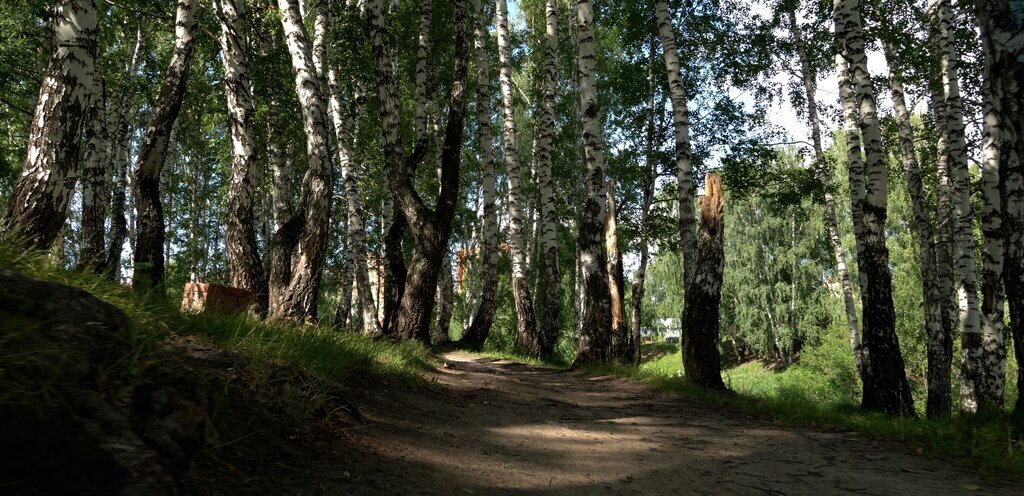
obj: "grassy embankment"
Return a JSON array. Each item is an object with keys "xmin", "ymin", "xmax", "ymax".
[{"xmin": 0, "ymin": 244, "xmax": 434, "ymax": 423}]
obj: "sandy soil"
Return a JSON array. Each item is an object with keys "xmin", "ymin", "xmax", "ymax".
[{"xmin": 302, "ymin": 352, "xmax": 1021, "ymax": 496}]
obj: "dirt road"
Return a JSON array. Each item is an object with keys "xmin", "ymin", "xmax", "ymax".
[{"xmin": 321, "ymin": 352, "xmax": 1017, "ymax": 495}]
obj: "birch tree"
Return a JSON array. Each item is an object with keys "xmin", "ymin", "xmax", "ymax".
[
  {"xmin": 928, "ymin": 0, "xmax": 983, "ymax": 413},
  {"xmin": 834, "ymin": 0, "xmax": 914, "ymax": 416},
  {"xmin": 787, "ymin": 6, "xmax": 861, "ymax": 373},
  {"xmin": 367, "ymin": 0, "xmax": 470, "ymax": 341},
  {"xmin": 497, "ymin": 0, "xmax": 538, "ymax": 353},
  {"xmin": 606, "ymin": 181, "xmax": 629, "ymax": 361},
  {"xmin": 215, "ymin": 0, "xmax": 267, "ymax": 310},
  {"xmin": 462, "ymin": 0, "xmax": 499, "ymax": 348},
  {"xmin": 268, "ymin": 0, "xmax": 334, "ymax": 321},
  {"xmin": 629, "ymin": 39, "xmax": 657, "ymax": 366},
  {"xmin": 1, "ymin": 0, "xmax": 98, "ymax": 250},
  {"xmin": 535, "ymin": 0, "xmax": 561, "ymax": 358},
  {"xmin": 132, "ymin": 0, "xmax": 198, "ymax": 291},
  {"xmin": 883, "ymin": 44, "xmax": 952, "ymax": 418},
  {"xmin": 974, "ymin": 0, "xmax": 1024, "ymax": 413},
  {"xmin": 573, "ymin": 0, "xmax": 612, "ymax": 365},
  {"xmin": 79, "ymin": 74, "xmax": 108, "ymax": 270}
]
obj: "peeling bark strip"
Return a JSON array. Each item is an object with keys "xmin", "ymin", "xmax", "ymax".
[
  {"xmin": 496, "ymin": 0, "xmax": 538, "ymax": 354},
  {"xmin": 834, "ymin": 0, "xmax": 914, "ymax": 416},
  {"xmin": 682, "ymin": 173, "xmax": 726, "ymax": 390},
  {"xmin": 132, "ymin": 0, "xmax": 198, "ymax": 292},
  {"xmin": 788, "ymin": 6, "xmax": 860, "ymax": 371},
  {"xmin": 1, "ymin": 0, "xmax": 97, "ymax": 250},
  {"xmin": 883, "ymin": 46, "xmax": 951, "ymax": 419},
  {"xmin": 535, "ymin": 0, "xmax": 561, "ymax": 358},
  {"xmin": 606, "ymin": 181, "xmax": 629, "ymax": 362},
  {"xmin": 80, "ymin": 73, "xmax": 109, "ymax": 270},
  {"xmin": 461, "ymin": 0, "xmax": 499, "ymax": 348},
  {"xmin": 655, "ymin": 0, "xmax": 697, "ymax": 288},
  {"xmin": 573, "ymin": 0, "xmax": 612, "ymax": 366},
  {"xmin": 367, "ymin": 0, "xmax": 470, "ymax": 342},
  {"xmin": 928, "ymin": 0, "xmax": 983, "ymax": 413},
  {"xmin": 215, "ymin": 0, "xmax": 267, "ymax": 312},
  {"xmin": 268, "ymin": 0, "xmax": 335, "ymax": 322},
  {"xmin": 974, "ymin": 0, "xmax": 1024, "ymax": 414}
]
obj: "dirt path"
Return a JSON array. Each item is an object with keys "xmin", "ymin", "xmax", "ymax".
[{"xmin": 322, "ymin": 352, "xmax": 1018, "ymax": 495}]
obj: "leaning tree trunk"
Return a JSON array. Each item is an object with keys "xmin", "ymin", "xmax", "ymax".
[
  {"xmin": 606, "ymin": 181, "xmax": 629, "ymax": 362},
  {"xmin": 974, "ymin": 0, "xmax": 1024, "ymax": 414},
  {"xmin": 216, "ymin": 0, "xmax": 267, "ymax": 312},
  {"xmin": 977, "ymin": 44, "xmax": 1005, "ymax": 410},
  {"xmin": 132, "ymin": 0, "xmax": 198, "ymax": 292},
  {"xmin": 80, "ymin": 74, "xmax": 109, "ymax": 270},
  {"xmin": 834, "ymin": 0, "xmax": 914, "ymax": 416},
  {"xmin": 929, "ymin": 0, "xmax": 983, "ymax": 413},
  {"xmin": 496, "ymin": 0, "xmax": 538, "ymax": 353},
  {"xmin": 788, "ymin": 6, "xmax": 861, "ymax": 373},
  {"xmin": 681, "ymin": 173, "xmax": 726, "ymax": 390},
  {"xmin": 367, "ymin": 0, "xmax": 469, "ymax": 342},
  {"xmin": 572, "ymin": 0, "xmax": 612, "ymax": 366},
  {"xmin": 461, "ymin": 0, "xmax": 499, "ymax": 348},
  {"xmin": 268, "ymin": 0, "xmax": 334, "ymax": 322},
  {"xmin": 884, "ymin": 46, "xmax": 951, "ymax": 419},
  {"xmin": 629, "ymin": 40, "xmax": 657, "ymax": 366},
  {"xmin": 535, "ymin": 0, "xmax": 561, "ymax": 358},
  {"xmin": 1, "ymin": 0, "xmax": 97, "ymax": 250}
]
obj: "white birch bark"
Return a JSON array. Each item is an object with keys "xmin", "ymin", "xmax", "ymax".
[
  {"xmin": 573, "ymin": 0, "xmax": 611, "ymax": 365},
  {"xmin": 80, "ymin": 72, "xmax": 109, "ymax": 270},
  {"xmin": 929, "ymin": 0, "xmax": 983, "ymax": 413},
  {"xmin": 462, "ymin": 0, "xmax": 499, "ymax": 346},
  {"xmin": 328, "ymin": 66, "xmax": 381, "ymax": 335},
  {"xmin": 270, "ymin": 0, "xmax": 334, "ymax": 321},
  {"xmin": 655, "ymin": 0, "xmax": 697, "ymax": 288},
  {"xmin": 884, "ymin": 44, "xmax": 952, "ymax": 419},
  {"xmin": 834, "ymin": 0, "xmax": 914, "ymax": 416},
  {"xmin": 216, "ymin": 0, "xmax": 266, "ymax": 307},
  {"xmin": 535, "ymin": 0, "xmax": 560, "ymax": 357},
  {"xmin": 978, "ymin": 69, "xmax": 1005, "ymax": 408},
  {"xmin": 497, "ymin": 0, "xmax": 538, "ymax": 352},
  {"xmin": 1, "ymin": 0, "xmax": 98, "ymax": 250},
  {"xmin": 788, "ymin": 7, "xmax": 860, "ymax": 370}
]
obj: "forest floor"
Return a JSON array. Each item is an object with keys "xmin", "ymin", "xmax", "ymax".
[{"xmin": 199, "ymin": 351, "xmax": 1024, "ymax": 496}]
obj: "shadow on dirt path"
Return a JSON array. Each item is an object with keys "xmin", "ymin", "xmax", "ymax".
[{"xmin": 288, "ymin": 352, "xmax": 1021, "ymax": 495}]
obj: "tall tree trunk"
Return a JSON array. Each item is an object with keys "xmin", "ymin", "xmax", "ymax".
[
  {"xmin": 462, "ymin": 0, "xmax": 499, "ymax": 348},
  {"xmin": 535, "ymin": 0, "xmax": 561, "ymax": 358},
  {"xmin": 788, "ymin": 6, "xmax": 861, "ymax": 372},
  {"xmin": 80, "ymin": 74, "xmax": 109, "ymax": 270},
  {"xmin": 328, "ymin": 68, "xmax": 381, "ymax": 335},
  {"xmin": 367, "ymin": 0, "xmax": 469, "ymax": 342},
  {"xmin": 929, "ymin": 0, "xmax": 983, "ymax": 413},
  {"xmin": 268, "ymin": 0, "xmax": 334, "ymax": 322},
  {"xmin": 496, "ymin": 0, "xmax": 538, "ymax": 353},
  {"xmin": 884, "ymin": 45, "xmax": 951, "ymax": 419},
  {"xmin": 834, "ymin": 0, "xmax": 914, "ymax": 416},
  {"xmin": 655, "ymin": 1, "xmax": 697, "ymax": 289},
  {"xmin": 606, "ymin": 181, "xmax": 628, "ymax": 361},
  {"xmin": 1, "ymin": 0, "xmax": 98, "ymax": 250},
  {"xmin": 216, "ymin": 0, "xmax": 267, "ymax": 312},
  {"xmin": 977, "ymin": 40, "xmax": 1005, "ymax": 410},
  {"xmin": 434, "ymin": 251, "xmax": 454, "ymax": 344},
  {"xmin": 573, "ymin": 0, "xmax": 612, "ymax": 366},
  {"xmin": 681, "ymin": 173, "xmax": 726, "ymax": 390},
  {"xmin": 974, "ymin": 0, "xmax": 1023, "ymax": 414},
  {"xmin": 629, "ymin": 38, "xmax": 657, "ymax": 366},
  {"xmin": 132, "ymin": 0, "xmax": 198, "ymax": 292},
  {"xmin": 269, "ymin": 130, "xmax": 292, "ymax": 233}
]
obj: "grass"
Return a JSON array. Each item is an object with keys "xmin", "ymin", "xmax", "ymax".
[
  {"xmin": 0, "ymin": 243, "xmax": 435, "ymax": 422},
  {"xmin": 584, "ymin": 340, "xmax": 1024, "ymax": 479}
]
